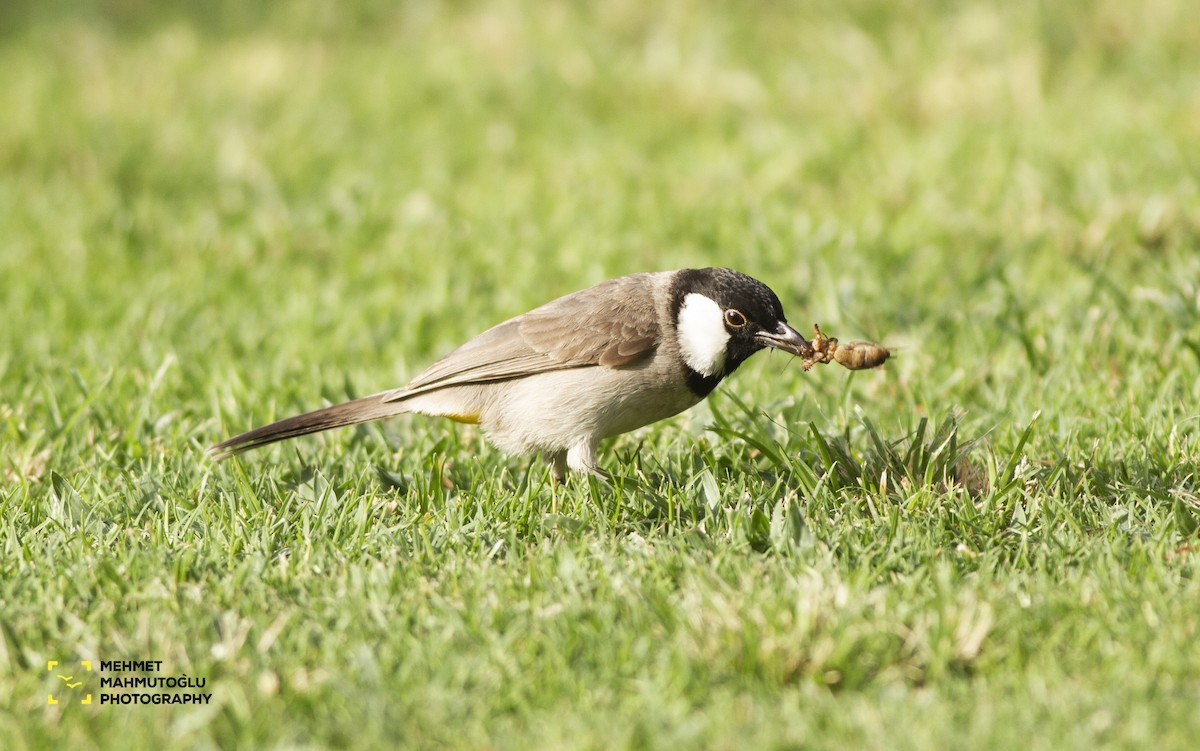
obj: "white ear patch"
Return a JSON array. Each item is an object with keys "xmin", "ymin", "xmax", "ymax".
[{"xmin": 677, "ymin": 293, "xmax": 729, "ymax": 377}]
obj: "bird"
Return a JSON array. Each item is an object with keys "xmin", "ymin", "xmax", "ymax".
[{"xmin": 210, "ymin": 267, "xmax": 810, "ymax": 480}]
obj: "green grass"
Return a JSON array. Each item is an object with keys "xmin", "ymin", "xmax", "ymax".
[{"xmin": 3, "ymin": 0, "xmax": 1199, "ymax": 748}]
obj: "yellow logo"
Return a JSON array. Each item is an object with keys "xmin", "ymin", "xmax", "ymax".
[{"xmin": 47, "ymin": 660, "xmax": 92, "ymax": 705}]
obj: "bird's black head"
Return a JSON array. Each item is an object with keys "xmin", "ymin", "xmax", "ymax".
[{"xmin": 669, "ymin": 267, "xmax": 807, "ymax": 396}]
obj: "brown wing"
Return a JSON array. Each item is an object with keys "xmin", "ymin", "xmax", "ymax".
[{"xmin": 386, "ymin": 273, "xmax": 662, "ymax": 401}]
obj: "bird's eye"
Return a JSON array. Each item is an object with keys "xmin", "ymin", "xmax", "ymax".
[{"xmin": 724, "ymin": 309, "xmax": 748, "ymax": 328}]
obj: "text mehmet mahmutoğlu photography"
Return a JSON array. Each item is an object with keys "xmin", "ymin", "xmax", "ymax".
[{"xmin": 47, "ymin": 659, "xmax": 213, "ymax": 707}]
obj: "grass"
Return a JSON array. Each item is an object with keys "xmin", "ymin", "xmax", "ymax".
[{"xmin": 2, "ymin": 0, "xmax": 1199, "ymax": 748}]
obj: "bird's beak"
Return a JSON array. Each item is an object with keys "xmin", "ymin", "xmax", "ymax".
[{"xmin": 755, "ymin": 322, "xmax": 812, "ymax": 357}]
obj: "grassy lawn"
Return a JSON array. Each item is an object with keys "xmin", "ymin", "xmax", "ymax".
[{"xmin": 3, "ymin": 0, "xmax": 1199, "ymax": 748}]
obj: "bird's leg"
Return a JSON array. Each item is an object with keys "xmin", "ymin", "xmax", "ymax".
[
  {"xmin": 567, "ymin": 442, "xmax": 610, "ymax": 483},
  {"xmin": 545, "ymin": 450, "xmax": 568, "ymax": 484}
]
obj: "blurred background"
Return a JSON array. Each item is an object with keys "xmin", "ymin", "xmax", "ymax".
[{"xmin": 3, "ymin": 2, "xmax": 1199, "ymax": 748}]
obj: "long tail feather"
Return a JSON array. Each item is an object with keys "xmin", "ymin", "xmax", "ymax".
[{"xmin": 209, "ymin": 393, "xmax": 408, "ymax": 459}]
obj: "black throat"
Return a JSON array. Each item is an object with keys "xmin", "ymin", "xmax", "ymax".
[{"xmin": 683, "ymin": 366, "xmax": 723, "ymax": 398}]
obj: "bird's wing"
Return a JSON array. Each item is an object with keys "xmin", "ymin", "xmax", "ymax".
[{"xmin": 388, "ymin": 273, "xmax": 661, "ymax": 400}]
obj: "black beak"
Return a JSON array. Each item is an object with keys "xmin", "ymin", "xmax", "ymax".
[{"xmin": 755, "ymin": 322, "xmax": 811, "ymax": 356}]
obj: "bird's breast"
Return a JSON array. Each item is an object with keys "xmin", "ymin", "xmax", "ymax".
[{"xmin": 475, "ymin": 364, "xmax": 702, "ymax": 455}]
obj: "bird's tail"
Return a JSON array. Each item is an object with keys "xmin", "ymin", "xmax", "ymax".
[{"xmin": 208, "ymin": 393, "xmax": 408, "ymax": 459}]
